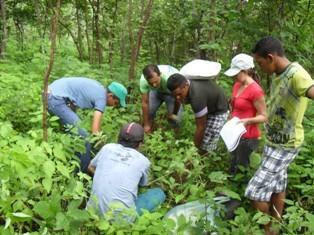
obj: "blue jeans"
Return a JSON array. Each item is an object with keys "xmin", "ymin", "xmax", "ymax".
[
  {"xmin": 149, "ymin": 91, "xmax": 183, "ymax": 127},
  {"xmin": 75, "ymin": 141, "xmax": 92, "ymax": 174},
  {"xmin": 47, "ymin": 93, "xmax": 88, "ymax": 137},
  {"xmin": 135, "ymin": 187, "xmax": 166, "ymax": 215}
]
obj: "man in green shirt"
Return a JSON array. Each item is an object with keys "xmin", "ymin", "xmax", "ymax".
[
  {"xmin": 245, "ymin": 36, "xmax": 314, "ymax": 235},
  {"xmin": 140, "ymin": 64, "xmax": 183, "ymax": 133}
]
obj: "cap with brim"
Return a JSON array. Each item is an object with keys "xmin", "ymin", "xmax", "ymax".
[
  {"xmin": 224, "ymin": 53, "xmax": 254, "ymax": 77},
  {"xmin": 108, "ymin": 82, "xmax": 128, "ymax": 107},
  {"xmin": 224, "ymin": 67, "xmax": 242, "ymax": 77},
  {"xmin": 119, "ymin": 122, "xmax": 144, "ymax": 143}
]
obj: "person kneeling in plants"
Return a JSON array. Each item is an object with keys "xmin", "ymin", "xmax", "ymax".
[
  {"xmin": 47, "ymin": 77, "xmax": 127, "ymax": 137},
  {"xmin": 87, "ymin": 122, "xmax": 166, "ymax": 219}
]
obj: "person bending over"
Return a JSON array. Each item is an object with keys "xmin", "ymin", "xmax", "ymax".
[
  {"xmin": 87, "ymin": 122, "xmax": 166, "ymax": 219},
  {"xmin": 167, "ymin": 73, "xmax": 228, "ymax": 155},
  {"xmin": 140, "ymin": 64, "xmax": 183, "ymax": 133}
]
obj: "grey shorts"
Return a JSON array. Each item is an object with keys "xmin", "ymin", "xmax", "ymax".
[
  {"xmin": 148, "ymin": 90, "xmax": 183, "ymax": 127},
  {"xmin": 245, "ymin": 145, "xmax": 299, "ymax": 202},
  {"xmin": 200, "ymin": 112, "xmax": 228, "ymax": 152}
]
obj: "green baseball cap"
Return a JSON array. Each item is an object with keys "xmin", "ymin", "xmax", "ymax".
[{"xmin": 108, "ymin": 82, "xmax": 128, "ymax": 107}]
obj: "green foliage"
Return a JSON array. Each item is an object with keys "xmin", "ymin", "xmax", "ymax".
[
  {"xmin": 1, "ymin": 40, "xmax": 314, "ymax": 234},
  {"xmin": 1, "ymin": 1, "xmax": 314, "ymax": 233}
]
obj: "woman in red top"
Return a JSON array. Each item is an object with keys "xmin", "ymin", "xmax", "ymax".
[{"xmin": 224, "ymin": 53, "xmax": 267, "ymax": 175}]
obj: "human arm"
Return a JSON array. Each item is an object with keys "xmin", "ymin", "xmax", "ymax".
[
  {"xmin": 291, "ymin": 70, "xmax": 314, "ymax": 99},
  {"xmin": 306, "ymin": 86, "xmax": 314, "ymax": 100},
  {"xmin": 194, "ymin": 115, "xmax": 207, "ymax": 149},
  {"xmin": 168, "ymin": 100, "xmax": 181, "ymax": 121},
  {"xmin": 239, "ymin": 96, "xmax": 267, "ymax": 125},
  {"xmin": 86, "ymin": 146, "xmax": 103, "ymax": 176},
  {"xmin": 139, "ymin": 162, "xmax": 150, "ymax": 186},
  {"xmin": 87, "ymin": 164, "xmax": 96, "ymax": 176},
  {"xmin": 141, "ymin": 93, "xmax": 152, "ymax": 133},
  {"xmin": 91, "ymin": 110, "xmax": 103, "ymax": 134}
]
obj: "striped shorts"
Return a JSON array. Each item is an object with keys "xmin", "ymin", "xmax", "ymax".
[
  {"xmin": 245, "ymin": 145, "xmax": 299, "ymax": 202},
  {"xmin": 200, "ymin": 112, "xmax": 228, "ymax": 152}
]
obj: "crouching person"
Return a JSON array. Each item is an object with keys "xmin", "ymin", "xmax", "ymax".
[{"xmin": 87, "ymin": 122, "xmax": 166, "ymax": 220}]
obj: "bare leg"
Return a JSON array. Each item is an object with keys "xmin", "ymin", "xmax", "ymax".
[
  {"xmin": 252, "ymin": 200, "xmax": 277, "ymax": 235},
  {"xmin": 270, "ymin": 192, "xmax": 285, "ymax": 220}
]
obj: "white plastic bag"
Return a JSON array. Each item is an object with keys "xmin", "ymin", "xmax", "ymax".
[{"xmin": 180, "ymin": 59, "xmax": 221, "ymax": 80}]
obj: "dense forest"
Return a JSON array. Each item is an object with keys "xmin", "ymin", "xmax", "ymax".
[{"xmin": 1, "ymin": 0, "xmax": 314, "ymax": 234}]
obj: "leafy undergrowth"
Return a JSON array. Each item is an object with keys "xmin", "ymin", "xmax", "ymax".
[{"xmin": 1, "ymin": 46, "xmax": 314, "ymax": 234}]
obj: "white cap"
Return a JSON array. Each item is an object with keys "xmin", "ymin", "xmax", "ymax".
[
  {"xmin": 180, "ymin": 59, "xmax": 221, "ymax": 80},
  {"xmin": 224, "ymin": 53, "xmax": 254, "ymax": 77}
]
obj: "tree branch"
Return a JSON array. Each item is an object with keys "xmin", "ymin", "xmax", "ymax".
[{"xmin": 43, "ymin": 0, "xmax": 61, "ymax": 141}]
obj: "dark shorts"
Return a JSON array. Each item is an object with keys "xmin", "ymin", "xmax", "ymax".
[{"xmin": 230, "ymin": 138, "xmax": 259, "ymax": 175}]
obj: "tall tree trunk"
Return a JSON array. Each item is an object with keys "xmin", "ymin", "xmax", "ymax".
[
  {"xmin": 170, "ymin": 33, "xmax": 176, "ymax": 63},
  {"xmin": 91, "ymin": 0, "xmax": 102, "ymax": 65},
  {"xmin": 89, "ymin": 0, "xmax": 102, "ymax": 65},
  {"xmin": 43, "ymin": 0, "xmax": 61, "ymax": 141},
  {"xmin": 33, "ymin": 0, "xmax": 46, "ymax": 53},
  {"xmin": 59, "ymin": 19, "xmax": 84, "ymax": 60},
  {"xmin": 128, "ymin": 0, "xmax": 154, "ymax": 81},
  {"xmin": 127, "ymin": 0, "xmax": 135, "ymax": 80},
  {"xmin": 14, "ymin": 20, "xmax": 24, "ymax": 50},
  {"xmin": 0, "ymin": 0, "xmax": 7, "ymax": 58},
  {"xmin": 75, "ymin": 0, "xmax": 84, "ymax": 60},
  {"xmin": 154, "ymin": 39, "xmax": 160, "ymax": 63},
  {"xmin": 208, "ymin": 0, "xmax": 216, "ymax": 60},
  {"xmin": 120, "ymin": 27, "xmax": 126, "ymax": 64},
  {"xmin": 95, "ymin": 0, "xmax": 102, "ymax": 64},
  {"xmin": 108, "ymin": 0, "xmax": 119, "ymax": 80},
  {"xmin": 84, "ymin": 0, "xmax": 92, "ymax": 63}
]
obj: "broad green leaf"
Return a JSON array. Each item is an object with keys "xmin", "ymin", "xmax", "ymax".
[
  {"xmin": 42, "ymin": 178, "xmax": 52, "ymax": 193},
  {"xmin": 175, "ymin": 194, "xmax": 185, "ymax": 203},
  {"xmin": 55, "ymin": 212, "xmax": 70, "ymax": 231},
  {"xmin": 208, "ymin": 171, "xmax": 228, "ymax": 183},
  {"xmin": 42, "ymin": 142, "xmax": 53, "ymax": 156},
  {"xmin": 0, "ymin": 123, "xmax": 13, "ymax": 138},
  {"xmin": 53, "ymin": 144, "xmax": 66, "ymax": 162},
  {"xmin": 216, "ymin": 187, "xmax": 241, "ymax": 200},
  {"xmin": 56, "ymin": 162, "xmax": 70, "ymax": 178},
  {"xmin": 98, "ymin": 219, "xmax": 110, "ymax": 231},
  {"xmin": 43, "ymin": 160, "xmax": 55, "ymax": 178},
  {"xmin": 4, "ymin": 217, "xmax": 11, "ymax": 229},
  {"xmin": 33, "ymin": 201, "xmax": 55, "ymax": 219},
  {"xmin": 67, "ymin": 208, "xmax": 90, "ymax": 221},
  {"xmin": 256, "ymin": 215, "xmax": 270, "ymax": 225}
]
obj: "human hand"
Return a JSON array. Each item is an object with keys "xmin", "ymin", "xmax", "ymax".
[
  {"xmin": 238, "ymin": 118, "xmax": 250, "ymax": 126},
  {"xmin": 167, "ymin": 114, "xmax": 178, "ymax": 121},
  {"xmin": 144, "ymin": 124, "xmax": 152, "ymax": 133}
]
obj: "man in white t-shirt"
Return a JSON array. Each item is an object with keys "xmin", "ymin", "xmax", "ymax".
[{"xmin": 87, "ymin": 122, "xmax": 166, "ymax": 217}]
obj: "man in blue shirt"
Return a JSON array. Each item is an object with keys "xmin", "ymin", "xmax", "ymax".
[
  {"xmin": 87, "ymin": 122, "xmax": 166, "ymax": 218},
  {"xmin": 47, "ymin": 77, "xmax": 127, "ymax": 137}
]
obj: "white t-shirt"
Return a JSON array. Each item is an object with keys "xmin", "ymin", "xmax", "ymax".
[{"xmin": 88, "ymin": 143, "xmax": 150, "ymax": 215}]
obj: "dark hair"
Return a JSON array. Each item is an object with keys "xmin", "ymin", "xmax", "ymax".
[
  {"xmin": 143, "ymin": 64, "xmax": 160, "ymax": 80},
  {"xmin": 247, "ymin": 68, "xmax": 261, "ymax": 84},
  {"xmin": 118, "ymin": 137, "xmax": 142, "ymax": 149},
  {"xmin": 252, "ymin": 36, "xmax": 285, "ymax": 58},
  {"xmin": 167, "ymin": 73, "xmax": 187, "ymax": 91}
]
